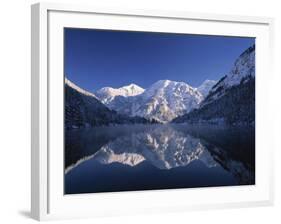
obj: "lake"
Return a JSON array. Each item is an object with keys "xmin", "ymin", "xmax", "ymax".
[{"xmin": 64, "ymin": 124, "xmax": 255, "ymax": 194}]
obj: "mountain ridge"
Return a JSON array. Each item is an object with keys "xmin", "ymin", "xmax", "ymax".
[
  {"xmin": 65, "ymin": 44, "xmax": 254, "ymax": 126},
  {"xmin": 65, "ymin": 78, "xmax": 156, "ymax": 129},
  {"xmin": 102, "ymin": 79, "xmax": 211, "ymax": 123},
  {"xmin": 196, "ymin": 79, "xmax": 217, "ymax": 97},
  {"xmin": 173, "ymin": 44, "xmax": 255, "ymax": 125},
  {"xmin": 95, "ymin": 83, "xmax": 145, "ymax": 104}
]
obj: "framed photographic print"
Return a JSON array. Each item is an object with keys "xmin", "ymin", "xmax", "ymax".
[{"xmin": 31, "ymin": 2, "xmax": 274, "ymax": 221}]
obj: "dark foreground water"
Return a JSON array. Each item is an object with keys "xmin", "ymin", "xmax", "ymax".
[{"xmin": 64, "ymin": 124, "xmax": 255, "ymax": 194}]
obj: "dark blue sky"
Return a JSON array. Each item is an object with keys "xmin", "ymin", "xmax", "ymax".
[{"xmin": 65, "ymin": 28, "xmax": 254, "ymax": 92}]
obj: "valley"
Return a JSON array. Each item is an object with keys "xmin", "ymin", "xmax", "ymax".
[{"xmin": 65, "ymin": 45, "xmax": 255, "ymax": 127}]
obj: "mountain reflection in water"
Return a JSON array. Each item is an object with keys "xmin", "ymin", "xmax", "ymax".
[{"xmin": 65, "ymin": 124, "xmax": 255, "ymax": 194}]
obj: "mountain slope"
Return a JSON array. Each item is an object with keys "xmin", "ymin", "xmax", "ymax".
[
  {"xmin": 173, "ymin": 45, "xmax": 255, "ymax": 125},
  {"xmin": 201, "ymin": 45, "xmax": 255, "ymax": 108},
  {"xmin": 107, "ymin": 80, "xmax": 203, "ymax": 123},
  {"xmin": 65, "ymin": 78, "xmax": 154, "ymax": 129},
  {"xmin": 196, "ymin": 79, "xmax": 217, "ymax": 97}
]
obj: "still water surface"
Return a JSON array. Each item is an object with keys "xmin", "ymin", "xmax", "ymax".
[{"xmin": 65, "ymin": 124, "xmax": 255, "ymax": 194}]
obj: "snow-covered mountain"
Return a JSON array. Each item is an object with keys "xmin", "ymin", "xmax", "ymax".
[
  {"xmin": 65, "ymin": 78, "xmax": 154, "ymax": 129},
  {"xmin": 135, "ymin": 80, "xmax": 204, "ymax": 122},
  {"xmin": 196, "ymin": 79, "xmax": 217, "ymax": 97},
  {"xmin": 95, "ymin": 84, "xmax": 145, "ymax": 104},
  {"xmin": 107, "ymin": 80, "xmax": 204, "ymax": 123},
  {"xmin": 173, "ymin": 45, "xmax": 255, "ymax": 125},
  {"xmin": 201, "ymin": 45, "xmax": 255, "ymax": 108}
]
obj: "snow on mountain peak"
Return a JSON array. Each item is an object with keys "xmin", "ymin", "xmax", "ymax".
[
  {"xmin": 106, "ymin": 79, "xmax": 204, "ymax": 123},
  {"xmin": 96, "ymin": 83, "xmax": 145, "ymax": 104},
  {"xmin": 119, "ymin": 83, "xmax": 145, "ymax": 96},
  {"xmin": 226, "ymin": 45, "xmax": 255, "ymax": 85},
  {"xmin": 155, "ymin": 79, "xmax": 172, "ymax": 86},
  {"xmin": 200, "ymin": 45, "xmax": 255, "ymax": 108},
  {"xmin": 222, "ymin": 45, "xmax": 255, "ymax": 87},
  {"xmin": 199, "ymin": 79, "xmax": 217, "ymax": 86},
  {"xmin": 196, "ymin": 79, "xmax": 217, "ymax": 97},
  {"xmin": 145, "ymin": 79, "xmax": 200, "ymax": 97},
  {"xmin": 140, "ymin": 80, "xmax": 203, "ymax": 122}
]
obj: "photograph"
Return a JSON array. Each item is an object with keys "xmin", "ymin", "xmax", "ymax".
[{"xmin": 64, "ymin": 28, "xmax": 255, "ymax": 194}]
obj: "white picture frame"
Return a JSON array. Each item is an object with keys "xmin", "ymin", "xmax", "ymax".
[{"xmin": 31, "ymin": 2, "xmax": 274, "ymax": 221}]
